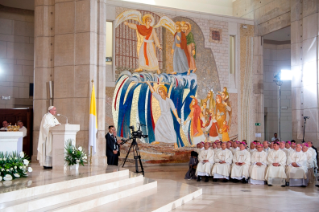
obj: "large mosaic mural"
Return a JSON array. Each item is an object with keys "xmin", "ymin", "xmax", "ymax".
[{"xmin": 112, "ymin": 10, "xmax": 234, "ymax": 150}]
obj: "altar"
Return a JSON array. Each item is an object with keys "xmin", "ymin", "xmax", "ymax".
[{"xmin": 0, "ymin": 132, "xmax": 24, "ymax": 153}]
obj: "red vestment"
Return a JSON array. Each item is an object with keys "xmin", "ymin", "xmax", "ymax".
[{"xmin": 136, "ymin": 25, "xmax": 153, "ymax": 66}]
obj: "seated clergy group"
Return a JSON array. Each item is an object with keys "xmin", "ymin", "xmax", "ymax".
[{"xmin": 194, "ymin": 140, "xmax": 318, "ymax": 187}]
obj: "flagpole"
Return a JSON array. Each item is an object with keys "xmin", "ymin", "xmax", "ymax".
[{"xmin": 90, "ymin": 79, "xmax": 94, "ymax": 165}]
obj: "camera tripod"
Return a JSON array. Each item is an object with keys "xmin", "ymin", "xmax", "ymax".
[{"xmin": 121, "ymin": 138, "xmax": 144, "ymax": 176}]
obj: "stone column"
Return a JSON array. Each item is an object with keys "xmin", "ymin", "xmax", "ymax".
[
  {"xmin": 33, "ymin": 0, "xmax": 55, "ymax": 161},
  {"xmin": 291, "ymin": 0, "xmax": 319, "ymax": 144},
  {"xmin": 33, "ymin": 0, "xmax": 106, "ymax": 164},
  {"xmin": 253, "ymin": 36, "xmax": 264, "ymax": 141}
]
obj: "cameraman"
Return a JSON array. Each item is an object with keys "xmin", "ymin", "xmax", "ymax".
[{"xmin": 105, "ymin": 125, "xmax": 121, "ymax": 165}]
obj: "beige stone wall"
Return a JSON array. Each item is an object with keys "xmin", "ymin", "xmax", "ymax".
[
  {"xmin": 263, "ymin": 43, "xmax": 292, "ymax": 141},
  {"xmin": 0, "ymin": 6, "xmax": 34, "ymax": 108},
  {"xmin": 233, "ymin": 0, "xmax": 292, "ymax": 36},
  {"xmin": 291, "ymin": 0, "xmax": 319, "ymax": 145}
]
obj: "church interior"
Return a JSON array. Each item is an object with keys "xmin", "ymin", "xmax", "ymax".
[{"xmin": 0, "ymin": 0, "xmax": 318, "ymax": 211}]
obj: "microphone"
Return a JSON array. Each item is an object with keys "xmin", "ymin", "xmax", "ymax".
[{"xmin": 57, "ymin": 114, "xmax": 69, "ymax": 124}]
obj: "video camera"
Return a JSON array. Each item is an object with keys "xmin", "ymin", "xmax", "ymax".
[{"xmin": 121, "ymin": 124, "xmax": 148, "ymax": 145}]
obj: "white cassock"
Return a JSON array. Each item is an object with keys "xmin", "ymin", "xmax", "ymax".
[
  {"xmin": 195, "ymin": 147, "xmax": 204, "ymax": 154},
  {"xmin": 282, "ymin": 148, "xmax": 291, "ymax": 158},
  {"xmin": 19, "ymin": 126, "xmax": 27, "ymax": 137},
  {"xmin": 249, "ymin": 151, "xmax": 268, "ymax": 185},
  {"xmin": 287, "ymin": 151, "xmax": 307, "ymax": 179},
  {"xmin": 249, "ymin": 148, "xmax": 257, "ymax": 156},
  {"xmin": 212, "ymin": 149, "xmax": 233, "ymax": 179},
  {"xmin": 263, "ymin": 147, "xmax": 271, "ymax": 153},
  {"xmin": 265, "ymin": 149, "xmax": 287, "ymax": 185},
  {"xmin": 213, "ymin": 148, "xmax": 221, "ymax": 155},
  {"xmin": 196, "ymin": 148, "xmax": 214, "ymax": 176},
  {"xmin": 230, "ymin": 147, "xmax": 239, "ymax": 155},
  {"xmin": 37, "ymin": 112, "xmax": 60, "ymax": 167},
  {"xmin": 308, "ymin": 147, "xmax": 318, "ymax": 168},
  {"xmin": 304, "ymin": 150, "xmax": 314, "ymax": 183},
  {"xmin": 231, "ymin": 149, "xmax": 250, "ymax": 180}
]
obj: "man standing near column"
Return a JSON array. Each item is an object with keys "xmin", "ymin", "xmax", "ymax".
[
  {"xmin": 37, "ymin": 106, "xmax": 61, "ymax": 169},
  {"xmin": 271, "ymin": 133, "xmax": 279, "ymax": 142},
  {"xmin": 106, "ymin": 125, "xmax": 120, "ymax": 165}
]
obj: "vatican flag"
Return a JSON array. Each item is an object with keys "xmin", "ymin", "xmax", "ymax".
[{"xmin": 89, "ymin": 84, "xmax": 98, "ymax": 155}]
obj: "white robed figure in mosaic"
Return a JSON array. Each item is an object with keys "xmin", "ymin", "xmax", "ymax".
[
  {"xmin": 146, "ymin": 82, "xmax": 181, "ymax": 143},
  {"xmin": 37, "ymin": 106, "xmax": 60, "ymax": 168}
]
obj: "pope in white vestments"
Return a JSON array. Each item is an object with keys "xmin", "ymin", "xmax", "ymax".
[
  {"xmin": 287, "ymin": 144, "xmax": 307, "ymax": 182},
  {"xmin": 265, "ymin": 142, "xmax": 287, "ymax": 186},
  {"xmin": 37, "ymin": 106, "xmax": 61, "ymax": 168},
  {"xmin": 196, "ymin": 142, "xmax": 214, "ymax": 180},
  {"xmin": 231, "ymin": 142, "xmax": 250, "ymax": 182},
  {"xmin": 250, "ymin": 144, "xmax": 268, "ymax": 185},
  {"xmin": 212, "ymin": 142, "xmax": 233, "ymax": 180}
]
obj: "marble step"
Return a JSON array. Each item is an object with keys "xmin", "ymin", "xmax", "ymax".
[
  {"xmin": 31, "ymin": 178, "xmax": 157, "ymax": 212},
  {"xmin": 1, "ymin": 174, "xmax": 143, "ymax": 212},
  {"xmin": 86, "ymin": 179, "xmax": 202, "ymax": 212},
  {"xmin": 0, "ymin": 169, "xmax": 129, "ymax": 203}
]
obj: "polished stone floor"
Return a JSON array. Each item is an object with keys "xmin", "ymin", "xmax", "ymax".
[{"xmin": 126, "ymin": 165, "xmax": 319, "ymax": 212}]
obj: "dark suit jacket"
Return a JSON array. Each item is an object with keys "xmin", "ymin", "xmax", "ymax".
[{"xmin": 105, "ymin": 133, "xmax": 120, "ymax": 165}]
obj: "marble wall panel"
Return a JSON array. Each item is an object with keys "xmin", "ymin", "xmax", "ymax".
[
  {"xmin": 33, "ymin": 99, "xmax": 50, "ymax": 130},
  {"xmin": 291, "ymin": 20, "xmax": 303, "ymax": 44},
  {"xmin": 303, "ymin": 0, "xmax": 319, "ymax": 18},
  {"xmin": 302, "ymin": 37, "xmax": 317, "ymax": 63},
  {"xmin": 54, "ymin": 1, "xmax": 75, "ymax": 35},
  {"xmin": 291, "ymin": 0, "xmax": 303, "ymax": 22},
  {"xmin": 54, "ymin": 34, "xmax": 75, "ymax": 66},
  {"xmin": 73, "ymin": 98, "xmax": 90, "ymax": 130},
  {"xmin": 53, "ymin": 66, "xmax": 75, "ymax": 98},
  {"xmin": 74, "ymin": 65, "xmax": 91, "ymax": 98},
  {"xmin": 34, "ymin": 5, "xmax": 55, "ymax": 37},
  {"xmin": 291, "ymin": 43, "xmax": 302, "ymax": 66},
  {"xmin": 75, "ymin": 0, "xmax": 91, "ymax": 33},
  {"xmin": 34, "ymin": 67, "xmax": 52, "ymax": 99},
  {"xmin": 75, "ymin": 32, "xmax": 97, "ymax": 65},
  {"xmin": 34, "ymin": 36, "xmax": 53, "ymax": 68},
  {"xmin": 302, "ymin": 12, "xmax": 318, "ymax": 41}
]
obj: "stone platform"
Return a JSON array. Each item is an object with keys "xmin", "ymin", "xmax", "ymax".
[{"xmin": 0, "ymin": 164, "xmax": 201, "ymax": 212}]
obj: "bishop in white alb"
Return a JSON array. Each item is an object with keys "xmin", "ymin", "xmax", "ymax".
[
  {"xmin": 249, "ymin": 147, "xmax": 268, "ymax": 185},
  {"xmin": 231, "ymin": 146, "xmax": 250, "ymax": 180},
  {"xmin": 196, "ymin": 146, "xmax": 214, "ymax": 176},
  {"xmin": 265, "ymin": 145, "xmax": 287, "ymax": 186},
  {"xmin": 212, "ymin": 143, "xmax": 233, "ymax": 179}
]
